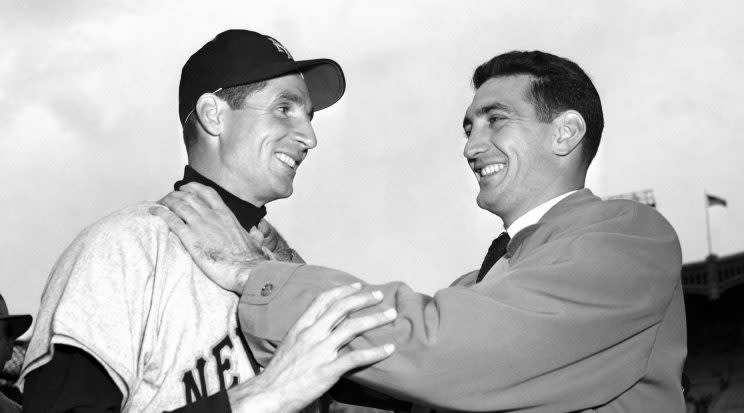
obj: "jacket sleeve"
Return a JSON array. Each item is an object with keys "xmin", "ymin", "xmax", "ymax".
[{"xmin": 237, "ymin": 227, "xmax": 682, "ymax": 412}]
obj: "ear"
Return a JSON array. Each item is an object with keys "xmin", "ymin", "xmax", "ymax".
[
  {"xmin": 194, "ymin": 93, "xmax": 224, "ymax": 136},
  {"xmin": 552, "ymin": 110, "xmax": 586, "ymax": 157}
]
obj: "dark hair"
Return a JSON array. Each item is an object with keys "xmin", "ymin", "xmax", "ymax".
[
  {"xmin": 472, "ymin": 51, "xmax": 604, "ymax": 167},
  {"xmin": 182, "ymin": 81, "xmax": 268, "ymax": 150}
]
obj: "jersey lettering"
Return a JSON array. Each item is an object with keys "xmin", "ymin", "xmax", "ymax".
[
  {"xmin": 181, "ymin": 334, "xmax": 239, "ymax": 403},
  {"xmin": 182, "ymin": 357, "xmax": 208, "ymax": 404},
  {"xmin": 212, "ymin": 336, "xmax": 239, "ymax": 390}
]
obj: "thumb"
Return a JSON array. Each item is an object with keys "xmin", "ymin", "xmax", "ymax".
[
  {"xmin": 257, "ymin": 219, "xmax": 272, "ymax": 237},
  {"xmin": 257, "ymin": 220, "xmax": 280, "ymax": 251},
  {"xmin": 249, "ymin": 226, "xmax": 265, "ymax": 244}
]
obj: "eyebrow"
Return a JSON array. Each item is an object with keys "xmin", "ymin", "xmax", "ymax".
[
  {"xmin": 275, "ymin": 91, "xmax": 315, "ymax": 120},
  {"xmin": 462, "ymin": 102, "xmax": 514, "ymax": 128}
]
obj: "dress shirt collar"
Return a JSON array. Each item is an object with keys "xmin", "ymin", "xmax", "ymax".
[
  {"xmin": 173, "ymin": 166, "xmax": 266, "ymax": 231},
  {"xmin": 506, "ymin": 190, "xmax": 579, "ymax": 238}
]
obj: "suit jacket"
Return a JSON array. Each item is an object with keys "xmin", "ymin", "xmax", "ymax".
[{"xmin": 237, "ymin": 189, "xmax": 687, "ymax": 412}]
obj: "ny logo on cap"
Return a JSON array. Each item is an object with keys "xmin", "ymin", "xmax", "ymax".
[{"xmin": 266, "ymin": 36, "xmax": 293, "ymax": 59}]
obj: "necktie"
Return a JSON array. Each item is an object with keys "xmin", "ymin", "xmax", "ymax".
[{"xmin": 476, "ymin": 232, "xmax": 510, "ymax": 283}]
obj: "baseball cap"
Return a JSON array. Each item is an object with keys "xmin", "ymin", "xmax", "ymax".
[
  {"xmin": 0, "ymin": 294, "xmax": 32, "ymax": 339},
  {"xmin": 179, "ymin": 29, "xmax": 346, "ymax": 125}
]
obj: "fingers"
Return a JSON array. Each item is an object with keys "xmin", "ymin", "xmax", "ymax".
[
  {"xmin": 159, "ymin": 184, "xmax": 241, "ymax": 231},
  {"xmin": 313, "ymin": 290, "xmax": 386, "ymax": 334},
  {"xmin": 264, "ymin": 285, "xmax": 397, "ymax": 399},
  {"xmin": 273, "ymin": 249, "xmax": 297, "ymax": 263},
  {"xmin": 149, "ymin": 207, "xmax": 195, "ymax": 245},
  {"xmin": 158, "ymin": 191, "xmax": 209, "ymax": 223},
  {"xmin": 326, "ymin": 308, "xmax": 397, "ymax": 350},
  {"xmin": 289, "ymin": 283, "xmax": 363, "ymax": 335},
  {"xmin": 178, "ymin": 182, "xmax": 226, "ymax": 210},
  {"xmin": 248, "ymin": 226, "xmax": 265, "ymax": 245},
  {"xmin": 257, "ymin": 219, "xmax": 272, "ymax": 237},
  {"xmin": 256, "ymin": 219, "xmax": 284, "ymax": 255},
  {"xmin": 331, "ymin": 343, "xmax": 395, "ymax": 375}
]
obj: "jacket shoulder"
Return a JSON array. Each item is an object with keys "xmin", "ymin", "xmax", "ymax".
[{"xmin": 545, "ymin": 194, "xmax": 677, "ymax": 241}]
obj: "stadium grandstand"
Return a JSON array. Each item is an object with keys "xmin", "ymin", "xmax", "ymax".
[{"xmin": 683, "ymin": 252, "xmax": 744, "ymax": 413}]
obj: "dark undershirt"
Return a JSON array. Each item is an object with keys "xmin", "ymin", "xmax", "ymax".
[
  {"xmin": 22, "ymin": 166, "xmax": 266, "ymax": 413},
  {"xmin": 173, "ymin": 166, "xmax": 267, "ymax": 229}
]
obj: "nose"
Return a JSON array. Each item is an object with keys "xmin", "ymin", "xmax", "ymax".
[
  {"xmin": 463, "ymin": 125, "xmax": 489, "ymax": 160},
  {"xmin": 293, "ymin": 118, "xmax": 317, "ymax": 149}
]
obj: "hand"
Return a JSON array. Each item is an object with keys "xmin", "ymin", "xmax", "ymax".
[
  {"xmin": 150, "ymin": 182, "xmax": 266, "ymax": 293},
  {"xmin": 227, "ymin": 283, "xmax": 397, "ymax": 413},
  {"xmin": 257, "ymin": 219, "xmax": 304, "ymax": 263}
]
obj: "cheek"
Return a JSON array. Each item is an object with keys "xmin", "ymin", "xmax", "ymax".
[{"xmin": 224, "ymin": 131, "xmax": 266, "ymax": 161}]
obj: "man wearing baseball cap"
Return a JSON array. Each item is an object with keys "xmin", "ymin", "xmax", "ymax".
[
  {"xmin": 19, "ymin": 30, "xmax": 395, "ymax": 413},
  {"xmin": 0, "ymin": 294, "xmax": 31, "ymax": 413}
]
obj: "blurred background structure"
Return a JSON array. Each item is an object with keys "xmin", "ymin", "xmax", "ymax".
[{"xmin": 682, "ymin": 251, "xmax": 744, "ymax": 412}]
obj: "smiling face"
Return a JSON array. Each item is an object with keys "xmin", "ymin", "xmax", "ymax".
[
  {"xmin": 462, "ymin": 75, "xmax": 561, "ymax": 226},
  {"xmin": 218, "ymin": 74, "xmax": 317, "ymax": 206}
]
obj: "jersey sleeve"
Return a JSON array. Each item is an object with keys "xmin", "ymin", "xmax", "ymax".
[
  {"xmin": 22, "ymin": 208, "xmax": 168, "ymax": 402},
  {"xmin": 22, "ymin": 345, "xmax": 232, "ymax": 413},
  {"xmin": 21, "ymin": 344, "xmax": 124, "ymax": 413}
]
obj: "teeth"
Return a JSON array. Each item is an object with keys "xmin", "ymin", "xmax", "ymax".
[
  {"xmin": 479, "ymin": 163, "xmax": 505, "ymax": 177},
  {"xmin": 275, "ymin": 153, "xmax": 296, "ymax": 169}
]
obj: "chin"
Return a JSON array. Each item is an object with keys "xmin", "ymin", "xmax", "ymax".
[
  {"xmin": 275, "ymin": 185, "xmax": 294, "ymax": 200},
  {"xmin": 476, "ymin": 192, "xmax": 502, "ymax": 215},
  {"xmin": 476, "ymin": 192, "xmax": 491, "ymax": 210}
]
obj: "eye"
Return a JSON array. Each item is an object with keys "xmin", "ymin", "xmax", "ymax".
[
  {"xmin": 463, "ymin": 127, "xmax": 471, "ymax": 138},
  {"xmin": 276, "ymin": 105, "xmax": 291, "ymax": 116},
  {"xmin": 488, "ymin": 115, "xmax": 505, "ymax": 125}
]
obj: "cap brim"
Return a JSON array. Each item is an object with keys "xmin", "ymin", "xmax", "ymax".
[
  {"xmin": 0, "ymin": 315, "xmax": 32, "ymax": 339},
  {"xmin": 293, "ymin": 58, "xmax": 346, "ymax": 111},
  {"xmin": 220, "ymin": 58, "xmax": 346, "ymax": 112}
]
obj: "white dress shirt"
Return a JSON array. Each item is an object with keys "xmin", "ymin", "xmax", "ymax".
[{"xmin": 506, "ymin": 190, "xmax": 578, "ymax": 238}]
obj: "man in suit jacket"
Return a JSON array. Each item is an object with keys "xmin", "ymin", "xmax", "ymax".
[{"xmin": 157, "ymin": 50, "xmax": 686, "ymax": 412}]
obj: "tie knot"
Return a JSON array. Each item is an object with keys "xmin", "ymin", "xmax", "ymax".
[
  {"xmin": 489, "ymin": 232, "xmax": 511, "ymax": 252},
  {"xmin": 477, "ymin": 232, "xmax": 511, "ymax": 283}
]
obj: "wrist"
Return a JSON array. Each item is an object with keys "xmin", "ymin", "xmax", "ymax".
[
  {"xmin": 228, "ymin": 370, "xmax": 302, "ymax": 413},
  {"xmin": 230, "ymin": 253, "xmax": 270, "ymax": 294},
  {"xmin": 227, "ymin": 377, "xmax": 283, "ymax": 413},
  {"xmin": 231, "ymin": 265, "xmax": 254, "ymax": 294}
]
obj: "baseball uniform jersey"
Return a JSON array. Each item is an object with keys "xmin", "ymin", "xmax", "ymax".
[{"xmin": 21, "ymin": 203, "xmax": 257, "ymax": 412}]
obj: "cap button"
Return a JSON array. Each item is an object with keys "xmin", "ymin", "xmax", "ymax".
[{"xmin": 260, "ymin": 283, "xmax": 274, "ymax": 297}]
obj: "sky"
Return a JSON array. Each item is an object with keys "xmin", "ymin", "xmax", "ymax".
[{"xmin": 1, "ymin": 0, "xmax": 743, "ymax": 318}]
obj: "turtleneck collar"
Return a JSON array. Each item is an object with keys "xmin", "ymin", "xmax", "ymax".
[{"xmin": 173, "ymin": 166, "xmax": 266, "ymax": 231}]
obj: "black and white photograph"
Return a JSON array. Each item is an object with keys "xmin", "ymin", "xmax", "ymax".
[{"xmin": 1, "ymin": 1, "xmax": 743, "ymax": 412}]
